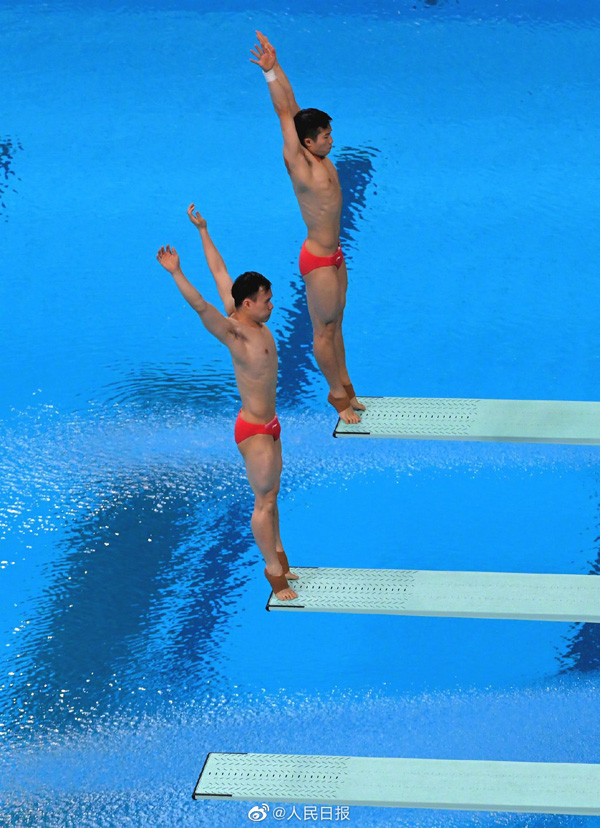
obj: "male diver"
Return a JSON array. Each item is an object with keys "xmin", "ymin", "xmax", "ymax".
[
  {"xmin": 251, "ymin": 31, "xmax": 364, "ymax": 425},
  {"xmin": 156, "ymin": 204, "xmax": 298, "ymax": 600}
]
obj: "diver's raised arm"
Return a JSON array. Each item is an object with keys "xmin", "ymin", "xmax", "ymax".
[
  {"xmin": 187, "ymin": 204, "xmax": 235, "ymax": 317},
  {"xmin": 256, "ymin": 31, "xmax": 300, "ymax": 115},
  {"xmin": 250, "ymin": 32, "xmax": 305, "ymax": 167},
  {"xmin": 156, "ymin": 245, "xmax": 235, "ymax": 344}
]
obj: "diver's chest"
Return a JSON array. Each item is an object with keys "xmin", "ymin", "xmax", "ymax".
[
  {"xmin": 314, "ymin": 167, "xmax": 340, "ymax": 191},
  {"xmin": 245, "ymin": 335, "xmax": 277, "ymax": 367}
]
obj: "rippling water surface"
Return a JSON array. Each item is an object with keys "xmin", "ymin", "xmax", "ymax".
[{"xmin": 2, "ymin": 1, "xmax": 599, "ymax": 825}]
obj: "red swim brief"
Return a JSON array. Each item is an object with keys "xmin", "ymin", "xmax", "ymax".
[
  {"xmin": 299, "ymin": 241, "xmax": 344, "ymax": 277},
  {"xmin": 234, "ymin": 411, "xmax": 281, "ymax": 445}
]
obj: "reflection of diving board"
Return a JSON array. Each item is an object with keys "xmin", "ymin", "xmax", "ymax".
[
  {"xmin": 333, "ymin": 396, "xmax": 600, "ymax": 444},
  {"xmin": 266, "ymin": 567, "xmax": 600, "ymax": 622},
  {"xmin": 193, "ymin": 752, "xmax": 600, "ymax": 815}
]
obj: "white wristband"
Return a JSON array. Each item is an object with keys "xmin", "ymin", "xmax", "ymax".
[{"xmin": 263, "ymin": 68, "xmax": 277, "ymax": 83}]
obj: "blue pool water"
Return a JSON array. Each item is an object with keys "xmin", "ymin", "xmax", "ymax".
[{"xmin": 1, "ymin": 1, "xmax": 600, "ymax": 825}]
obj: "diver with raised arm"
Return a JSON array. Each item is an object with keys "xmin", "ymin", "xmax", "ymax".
[
  {"xmin": 156, "ymin": 204, "xmax": 298, "ymax": 600},
  {"xmin": 250, "ymin": 31, "xmax": 365, "ymax": 425}
]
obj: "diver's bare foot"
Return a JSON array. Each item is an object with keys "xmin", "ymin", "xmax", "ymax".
[
  {"xmin": 339, "ymin": 404, "xmax": 361, "ymax": 424},
  {"xmin": 265, "ymin": 565, "xmax": 298, "ymax": 600},
  {"xmin": 327, "ymin": 392, "xmax": 360, "ymax": 423},
  {"xmin": 349, "ymin": 395, "xmax": 366, "ymax": 412},
  {"xmin": 276, "ymin": 585, "xmax": 298, "ymax": 600}
]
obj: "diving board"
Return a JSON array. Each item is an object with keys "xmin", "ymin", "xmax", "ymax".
[
  {"xmin": 333, "ymin": 396, "xmax": 600, "ymax": 444},
  {"xmin": 193, "ymin": 752, "xmax": 600, "ymax": 815},
  {"xmin": 266, "ymin": 567, "xmax": 600, "ymax": 622}
]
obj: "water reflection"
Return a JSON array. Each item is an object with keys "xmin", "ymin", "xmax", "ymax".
[
  {"xmin": 99, "ymin": 361, "xmax": 238, "ymax": 415},
  {"xmin": 337, "ymin": 145, "xmax": 379, "ymax": 260},
  {"xmin": 0, "ymin": 136, "xmax": 21, "ymax": 222},
  {"xmin": 3, "ymin": 452, "xmax": 255, "ymax": 738},
  {"xmin": 559, "ymin": 551, "xmax": 600, "ymax": 675}
]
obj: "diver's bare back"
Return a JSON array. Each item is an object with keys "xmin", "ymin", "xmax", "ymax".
[
  {"xmin": 288, "ymin": 151, "xmax": 342, "ymax": 254},
  {"xmin": 228, "ymin": 316, "xmax": 278, "ymax": 422}
]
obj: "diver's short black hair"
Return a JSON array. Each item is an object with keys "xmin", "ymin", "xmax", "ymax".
[
  {"xmin": 231, "ymin": 271, "xmax": 271, "ymax": 308},
  {"xmin": 293, "ymin": 108, "xmax": 332, "ymax": 147}
]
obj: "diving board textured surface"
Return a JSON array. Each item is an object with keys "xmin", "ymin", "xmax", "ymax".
[
  {"xmin": 267, "ymin": 567, "xmax": 600, "ymax": 622},
  {"xmin": 333, "ymin": 396, "xmax": 600, "ymax": 444},
  {"xmin": 193, "ymin": 753, "xmax": 600, "ymax": 814}
]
